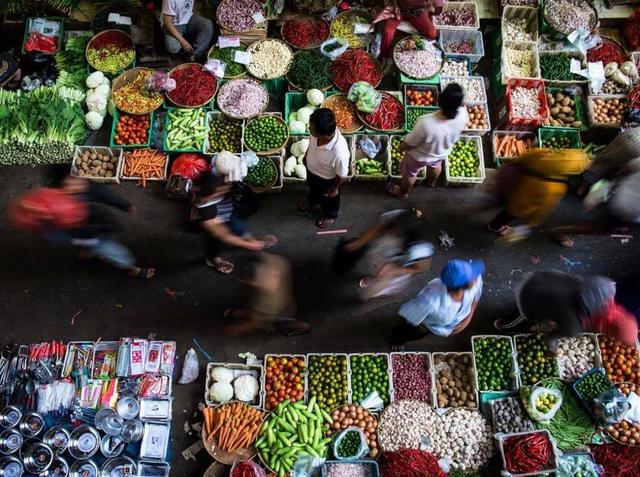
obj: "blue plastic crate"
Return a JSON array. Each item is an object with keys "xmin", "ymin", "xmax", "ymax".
[{"xmin": 571, "ymin": 368, "xmax": 614, "ymax": 424}]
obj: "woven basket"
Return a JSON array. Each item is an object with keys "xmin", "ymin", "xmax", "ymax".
[
  {"xmin": 331, "ymin": 50, "xmax": 382, "ymax": 92},
  {"xmin": 246, "ymin": 39, "xmax": 294, "ymax": 80},
  {"xmin": 321, "ymin": 93, "xmax": 363, "ymax": 134},
  {"xmin": 543, "ymin": 0, "xmax": 598, "ymax": 35},
  {"xmin": 217, "ymin": 78, "xmax": 269, "ymax": 119},
  {"xmin": 207, "ymin": 43, "xmax": 248, "ymax": 80},
  {"xmin": 330, "ymin": 9, "xmax": 373, "ymax": 49},
  {"xmin": 112, "ymin": 67, "xmax": 164, "ymax": 115},
  {"xmin": 286, "ymin": 50, "xmax": 333, "ymax": 91},
  {"xmin": 86, "ymin": 29, "xmax": 135, "ymax": 74},
  {"xmin": 281, "ymin": 14, "xmax": 330, "ymax": 50},
  {"xmin": 393, "ymin": 36, "xmax": 444, "ymax": 80},
  {"xmin": 216, "ymin": 0, "xmax": 264, "ymax": 33},
  {"xmin": 243, "ymin": 115, "xmax": 289, "ymax": 155},
  {"xmin": 357, "ymin": 92, "xmax": 405, "ymax": 133},
  {"xmin": 246, "ymin": 157, "xmax": 279, "ymax": 193},
  {"xmin": 165, "ymin": 63, "xmax": 217, "ymax": 108}
]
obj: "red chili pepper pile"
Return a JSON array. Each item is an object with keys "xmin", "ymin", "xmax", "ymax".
[
  {"xmin": 380, "ymin": 449, "xmax": 447, "ymax": 477},
  {"xmin": 230, "ymin": 461, "xmax": 260, "ymax": 477},
  {"xmin": 590, "ymin": 443, "xmax": 640, "ymax": 476},
  {"xmin": 89, "ymin": 30, "xmax": 132, "ymax": 50},
  {"xmin": 587, "ymin": 40, "xmax": 626, "ymax": 66},
  {"xmin": 630, "ymin": 85, "xmax": 640, "ymax": 110},
  {"xmin": 362, "ymin": 94, "xmax": 404, "ymax": 131},
  {"xmin": 503, "ymin": 432, "xmax": 552, "ymax": 474},
  {"xmin": 24, "ymin": 32, "xmax": 58, "ymax": 53},
  {"xmin": 331, "ymin": 49, "xmax": 382, "ymax": 92},
  {"xmin": 167, "ymin": 64, "xmax": 217, "ymax": 107},
  {"xmin": 282, "ymin": 18, "xmax": 330, "ymax": 49}
]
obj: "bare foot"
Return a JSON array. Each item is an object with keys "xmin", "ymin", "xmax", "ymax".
[
  {"xmin": 205, "ymin": 257, "xmax": 234, "ymax": 274},
  {"xmin": 316, "ymin": 217, "xmax": 335, "ymax": 228}
]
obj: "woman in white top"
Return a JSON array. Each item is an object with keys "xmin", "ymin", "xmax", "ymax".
[{"xmin": 387, "ymin": 83, "xmax": 468, "ymax": 198}]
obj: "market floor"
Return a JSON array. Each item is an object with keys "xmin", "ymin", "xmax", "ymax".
[{"xmin": 1, "ymin": 166, "xmax": 639, "ymax": 475}]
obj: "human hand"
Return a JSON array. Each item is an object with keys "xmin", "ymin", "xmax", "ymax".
[
  {"xmin": 324, "ymin": 188, "xmax": 339, "ymax": 198},
  {"xmin": 244, "ymin": 240, "xmax": 266, "ymax": 251},
  {"xmin": 180, "ymin": 39, "xmax": 193, "ymax": 53}
]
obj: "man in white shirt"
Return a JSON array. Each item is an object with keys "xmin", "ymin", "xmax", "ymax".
[
  {"xmin": 391, "ymin": 259, "xmax": 484, "ymax": 349},
  {"xmin": 298, "ymin": 108, "xmax": 350, "ymax": 228},
  {"xmin": 162, "ymin": 0, "xmax": 213, "ymax": 59}
]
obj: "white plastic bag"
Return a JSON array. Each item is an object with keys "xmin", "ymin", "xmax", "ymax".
[
  {"xmin": 320, "ymin": 38, "xmax": 349, "ymax": 60},
  {"xmin": 178, "ymin": 348, "xmax": 199, "ymax": 384},
  {"xmin": 528, "ymin": 386, "xmax": 562, "ymax": 423},
  {"xmin": 332, "ymin": 426, "xmax": 369, "ymax": 460},
  {"xmin": 292, "ymin": 455, "xmax": 325, "ymax": 477}
]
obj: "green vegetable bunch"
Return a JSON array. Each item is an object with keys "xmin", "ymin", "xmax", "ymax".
[
  {"xmin": 208, "ymin": 45, "xmax": 247, "ymax": 78},
  {"xmin": 308, "ymin": 355, "xmax": 349, "ymax": 412},
  {"xmin": 350, "ymin": 355, "xmax": 389, "ymax": 405},
  {"xmin": 55, "ymin": 35, "xmax": 89, "ymax": 93},
  {"xmin": 288, "ymin": 50, "xmax": 332, "ymax": 91},
  {"xmin": 244, "ymin": 157, "xmax": 277, "ymax": 188},
  {"xmin": 474, "ymin": 337, "xmax": 514, "ymax": 391},
  {"xmin": 448, "ymin": 140, "xmax": 479, "ymax": 178},
  {"xmin": 244, "ymin": 116, "xmax": 288, "ymax": 153}
]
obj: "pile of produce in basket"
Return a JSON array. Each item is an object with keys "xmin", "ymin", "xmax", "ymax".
[
  {"xmin": 263, "ymin": 355, "xmax": 305, "ymax": 410},
  {"xmin": 323, "ymin": 462, "xmax": 376, "ymax": 477},
  {"xmin": 334, "ymin": 428, "xmax": 364, "ymax": 459},
  {"xmin": 394, "ymin": 37, "xmax": 442, "ymax": 79},
  {"xmin": 360, "ymin": 94, "xmax": 404, "ymax": 131},
  {"xmin": 217, "ymin": 79, "xmax": 269, "ymax": 119},
  {"xmin": 490, "ymin": 397, "xmax": 535, "ymax": 434},
  {"xmin": 442, "ymin": 77, "xmax": 485, "ymax": 103},
  {"xmin": 167, "ymin": 64, "xmax": 217, "ymax": 107},
  {"xmin": 350, "ymin": 354, "xmax": 390, "ymax": 405},
  {"xmin": 503, "ymin": 47, "xmax": 537, "ymax": 78},
  {"xmin": 282, "ymin": 17, "xmax": 330, "ymax": 49},
  {"xmin": 576, "ymin": 370, "xmax": 612, "ymax": 401},
  {"xmin": 502, "ymin": 432, "xmax": 554, "ymax": 475},
  {"xmin": 510, "ymin": 86, "xmax": 544, "ymax": 120},
  {"xmin": 544, "ymin": 0, "xmax": 596, "ymax": 34},
  {"xmin": 208, "ymin": 44, "xmax": 247, "ymax": 79},
  {"xmin": 557, "ymin": 335, "xmax": 598, "ymax": 381},
  {"xmin": 287, "ymin": 50, "xmax": 332, "ymax": 91},
  {"xmin": 217, "ymin": 0, "xmax": 263, "ymax": 32},
  {"xmin": 307, "ymin": 355, "xmax": 349, "ymax": 412},
  {"xmin": 557, "ymin": 454, "xmax": 600, "ymax": 477},
  {"xmin": 406, "ymin": 107, "xmax": 434, "ymax": 130},
  {"xmin": 73, "ymin": 149, "xmax": 119, "ymax": 179},
  {"xmin": 244, "ymin": 116, "xmax": 288, "ymax": 153},
  {"xmin": 331, "ymin": 50, "xmax": 381, "ymax": 92},
  {"xmin": 494, "ymin": 134, "xmax": 533, "ymax": 159},
  {"xmin": 354, "ymin": 136, "xmax": 387, "ymax": 177},
  {"xmin": 541, "ymin": 135, "xmax": 574, "ymax": 150},
  {"xmin": 247, "ymin": 40, "xmax": 293, "ymax": 80},
  {"xmin": 112, "ymin": 69, "xmax": 163, "ymax": 114},
  {"xmin": 391, "ymin": 353, "xmax": 431, "ymax": 403},
  {"xmin": 202, "ymin": 402, "xmax": 262, "ymax": 453},
  {"xmin": 322, "ymin": 94, "xmax": 362, "ymax": 132},
  {"xmin": 599, "ymin": 336, "xmax": 640, "ymax": 384},
  {"xmin": 113, "ymin": 113, "xmax": 151, "ymax": 146},
  {"xmin": 208, "ymin": 365, "xmax": 261, "ymax": 405},
  {"xmin": 121, "ymin": 150, "xmax": 168, "ymax": 184},
  {"xmin": 206, "ymin": 115, "xmax": 243, "ymax": 153},
  {"xmin": 165, "ymin": 108, "xmax": 207, "ymax": 151},
  {"xmin": 331, "ymin": 12, "xmax": 371, "ymax": 49},
  {"xmin": 284, "ymin": 138, "xmax": 309, "ymax": 180},
  {"xmin": 433, "ymin": 353, "xmax": 477, "ymax": 408},
  {"xmin": 86, "ymin": 30, "xmax": 135, "ymax": 74},
  {"xmin": 443, "ymin": 39, "xmax": 475, "ymax": 55},
  {"xmin": 328, "ymin": 404, "xmax": 378, "ymax": 457},
  {"xmin": 441, "ymin": 58, "xmax": 469, "ymax": 76},
  {"xmin": 433, "ymin": 6, "xmax": 477, "ymax": 27},
  {"xmin": 244, "ymin": 157, "xmax": 277, "ymax": 188},
  {"xmin": 380, "ymin": 449, "xmax": 447, "ymax": 477},
  {"xmin": 288, "ymin": 89, "xmax": 324, "ymax": 134},
  {"xmin": 473, "ymin": 337, "xmax": 514, "ymax": 391},
  {"xmin": 390, "ymin": 136, "xmax": 405, "ymax": 176},
  {"xmin": 465, "ymin": 104, "xmax": 488, "ymax": 130},
  {"xmin": 590, "ymin": 97, "xmax": 628, "ymax": 126},
  {"xmin": 448, "ymin": 140, "xmax": 480, "ymax": 179},
  {"xmin": 516, "ymin": 335, "xmax": 559, "ymax": 384},
  {"xmin": 406, "ymin": 88, "xmax": 435, "ymax": 106},
  {"xmin": 540, "ymin": 53, "xmax": 581, "ymax": 82},
  {"xmin": 545, "ymin": 91, "xmax": 583, "ymax": 128}
]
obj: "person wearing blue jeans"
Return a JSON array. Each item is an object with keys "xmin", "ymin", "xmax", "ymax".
[{"xmin": 161, "ymin": 0, "xmax": 214, "ymax": 59}]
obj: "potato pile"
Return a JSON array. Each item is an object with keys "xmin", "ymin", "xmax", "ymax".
[
  {"xmin": 434, "ymin": 353, "xmax": 477, "ymax": 409},
  {"xmin": 591, "ymin": 97, "xmax": 627, "ymax": 125},
  {"xmin": 328, "ymin": 404, "xmax": 378, "ymax": 457},
  {"xmin": 74, "ymin": 149, "xmax": 119, "ymax": 178},
  {"xmin": 466, "ymin": 104, "xmax": 488, "ymax": 130},
  {"xmin": 546, "ymin": 92, "xmax": 582, "ymax": 128}
]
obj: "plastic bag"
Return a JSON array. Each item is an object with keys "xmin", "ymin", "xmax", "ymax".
[
  {"xmin": 292, "ymin": 455, "xmax": 325, "ymax": 477},
  {"xmin": 230, "ymin": 460, "xmax": 266, "ymax": 477},
  {"xmin": 320, "ymin": 38, "xmax": 349, "ymax": 60},
  {"xmin": 204, "ymin": 59, "xmax": 225, "ymax": 79},
  {"xmin": 358, "ymin": 137, "xmax": 382, "ymax": 159},
  {"xmin": 347, "ymin": 82, "xmax": 382, "ymax": 113},
  {"xmin": 594, "ymin": 387, "xmax": 630, "ymax": 425},
  {"xmin": 241, "ymin": 151, "xmax": 259, "ymax": 168},
  {"xmin": 557, "ymin": 453, "xmax": 603, "ymax": 477},
  {"xmin": 171, "ymin": 153, "xmax": 210, "ymax": 182},
  {"xmin": 24, "ymin": 32, "xmax": 58, "ymax": 53},
  {"xmin": 148, "ymin": 71, "xmax": 176, "ymax": 93},
  {"xmin": 332, "ymin": 427, "xmax": 369, "ymax": 460},
  {"xmin": 527, "ymin": 386, "xmax": 562, "ymax": 423},
  {"xmin": 178, "ymin": 348, "xmax": 199, "ymax": 384}
]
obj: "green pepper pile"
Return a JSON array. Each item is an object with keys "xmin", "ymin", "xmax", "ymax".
[
  {"xmin": 308, "ymin": 355, "xmax": 349, "ymax": 412},
  {"xmin": 244, "ymin": 116, "xmax": 288, "ymax": 153},
  {"xmin": 350, "ymin": 355, "xmax": 390, "ymax": 405},
  {"xmin": 540, "ymin": 53, "xmax": 581, "ymax": 82},
  {"xmin": 474, "ymin": 337, "xmax": 514, "ymax": 391},
  {"xmin": 207, "ymin": 115, "xmax": 243, "ymax": 153},
  {"xmin": 244, "ymin": 157, "xmax": 277, "ymax": 188},
  {"xmin": 516, "ymin": 335, "xmax": 559, "ymax": 385},
  {"xmin": 288, "ymin": 50, "xmax": 332, "ymax": 91}
]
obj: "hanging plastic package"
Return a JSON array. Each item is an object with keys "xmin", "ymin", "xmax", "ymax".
[
  {"xmin": 358, "ymin": 137, "xmax": 382, "ymax": 159},
  {"xmin": 594, "ymin": 387, "xmax": 630, "ymax": 425},
  {"xmin": 292, "ymin": 455, "xmax": 325, "ymax": 477},
  {"xmin": 148, "ymin": 71, "xmax": 176, "ymax": 93},
  {"xmin": 347, "ymin": 81, "xmax": 381, "ymax": 113},
  {"xmin": 171, "ymin": 153, "xmax": 210, "ymax": 182},
  {"xmin": 204, "ymin": 58, "xmax": 226, "ymax": 80},
  {"xmin": 526, "ymin": 386, "xmax": 562, "ymax": 423}
]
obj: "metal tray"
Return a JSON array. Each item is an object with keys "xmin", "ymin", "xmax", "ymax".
[
  {"xmin": 139, "ymin": 422, "xmax": 170, "ymax": 462},
  {"xmin": 139, "ymin": 398, "xmax": 172, "ymax": 422}
]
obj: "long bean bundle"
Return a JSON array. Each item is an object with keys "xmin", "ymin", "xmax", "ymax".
[
  {"xmin": 534, "ymin": 378, "xmax": 597, "ymax": 450},
  {"xmin": 288, "ymin": 50, "xmax": 332, "ymax": 90}
]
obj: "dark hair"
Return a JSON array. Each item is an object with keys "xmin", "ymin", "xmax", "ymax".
[
  {"xmin": 309, "ymin": 108, "xmax": 337, "ymax": 136},
  {"xmin": 199, "ymin": 173, "xmax": 225, "ymax": 197},
  {"xmin": 439, "ymin": 83, "xmax": 464, "ymax": 120}
]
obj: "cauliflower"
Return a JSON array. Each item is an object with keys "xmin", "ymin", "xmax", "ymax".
[
  {"xmin": 85, "ymin": 111, "xmax": 104, "ymax": 131},
  {"xmin": 306, "ymin": 88, "xmax": 324, "ymax": 106},
  {"xmin": 289, "ymin": 120, "xmax": 306, "ymax": 134},
  {"xmin": 294, "ymin": 164, "xmax": 307, "ymax": 180},
  {"xmin": 94, "ymin": 83, "xmax": 111, "ymax": 99},
  {"xmin": 86, "ymin": 91, "xmax": 107, "ymax": 112},
  {"xmin": 86, "ymin": 71, "xmax": 106, "ymax": 89},
  {"xmin": 291, "ymin": 138, "xmax": 309, "ymax": 158},
  {"xmin": 296, "ymin": 107, "xmax": 313, "ymax": 125},
  {"xmin": 284, "ymin": 156, "xmax": 297, "ymax": 176}
]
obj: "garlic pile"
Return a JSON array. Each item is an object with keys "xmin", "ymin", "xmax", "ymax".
[
  {"xmin": 557, "ymin": 335, "xmax": 597, "ymax": 381},
  {"xmin": 504, "ymin": 18, "xmax": 535, "ymax": 42}
]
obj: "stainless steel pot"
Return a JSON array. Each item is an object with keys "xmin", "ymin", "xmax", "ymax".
[
  {"xmin": 99, "ymin": 435, "xmax": 124, "ymax": 459},
  {"xmin": 39, "ymin": 456, "xmax": 69, "ymax": 477},
  {"xmin": 42, "ymin": 428, "xmax": 69, "ymax": 455},
  {"xmin": 18, "ymin": 414, "xmax": 44, "ymax": 438},
  {"xmin": 0, "ymin": 408, "xmax": 22, "ymax": 430},
  {"xmin": 67, "ymin": 426, "xmax": 100, "ymax": 460},
  {"xmin": 69, "ymin": 459, "xmax": 98, "ymax": 477},
  {"xmin": 21, "ymin": 441, "xmax": 53, "ymax": 474},
  {"xmin": 120, "ymin": 420, "xmax": 143, "ymax": 443},
  {"xmin": 115, "ymin": 398, "xmax": 138, "ymax": 420},
  {"xmin": 0, "ymin": 430, "xmax": 22, "ymax": 455},
  {"xmin": 0, "ymin": 455, "xmax": 23, "ymax": 477},
  {"xmin": 99, "ymin": 456, "xmax": 136, "ymax": 477}
]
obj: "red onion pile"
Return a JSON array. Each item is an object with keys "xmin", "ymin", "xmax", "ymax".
[
  {"xmin": 217, "ymin": 0, "xmax": 263, "ymax": 32},
  {"xmin": 444, "ymin": 40, "xmax": 475, "ymax": 54},
  {"xmin": 392, "ymin": 353, "xmax": 432, "ymax": 403},
  {"xmin": 395, "ymin": 42, "xmax": 441, "ymax": 79},
  {"xmin": 434, "ymin": 7, "xmax": 476, "ymax": 27},
  {"xmin": 217, "ymin": 79, "xmax": 268, "ymax": 119}
]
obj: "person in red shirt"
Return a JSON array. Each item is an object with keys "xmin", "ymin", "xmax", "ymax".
[{"xmin": 374, "ymin": 0, "xmax": 443, "ymax": 57}]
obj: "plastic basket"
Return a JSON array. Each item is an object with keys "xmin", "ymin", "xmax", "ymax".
[
  {"xmin": 463, "ymin": 102, "xmax": 491, "ymax": 135},
  {"xmin": 544, "ymin": 87, "xmax": 587, "ymax": 130},
  {"xmin": 432, "ymin": 352, "xmax": 479, "ymax": 410},
  {"xmin": 571, "ymin": 368, "xmax": 614, "ymax": 424},
  {"xmin": 501, "ymin": 41, "xmax": 541, "ymax": 84},
  {"xmin": 497, "ymin": 429, "xmax": 559, "ymax": 476},
  {"xmin": 506, "ymin": 78, "xmax": 549, "ymax": 127},
  {"xmin": 444, "ymin": 135, "xmax": 485, "ymax": 186},
  {"xmin": 120, "ymin": 149, "xmax": 169, "ymax": 182},
  {"xmin": 539, "ymin": 50, "xmax": 588, "ymax": 87},
  {"xmin": 404, "ymin": 106, "xmax": 438, "ymax": 131},
  {"xmin": 163, "ymin": 107, "xmax": 207, "ymax": 153},
  {"xmin": 306, "ymin": 353, "xmax": 351, "ymax": 411},
  {"xmin": 22, "ymin": 16, "xmax": 64, "ymax": 56},
  {"xmin": 284, "ymin": 92, "xmax": 317, "ymax": 135},
  {"xmin": 488, "ymin": 395, "xmax": 535, "ymax": 434},
  {"xmin": 389, "ymin": 352, "xmax": 435, "ymax": 405},
  {"xmin": 438, "ymin": 29, "xmax": 484, "ymax": 63},
  {"xmin": 203, "ymin": 111, "xmax": 244, "ymax": 155},
  {"xmin": 351, "ymin": 134, "xmax": 391, "ymax": 180},
  {"xmin": 513, "ymin": 334, "xmax": 560, "ymax": 386},
  {"xmin": 433, "ymin": 2, "xmax": 480, "ymax": 30},
  {"xmin": 109, "ymin": 110, "xmax": 154, "ymax": 149},
  {"xmin": 440, "ymin": 75, "xmax": 487, "ymax": 103},
  {"xmin": 204, "ymin": 362, "xmax": 264, "ymax": 409},
  {"xmin": 537, "ymin": 127, "xmax": 582, "ymax": 150},
  {"xmin": 321, "ymin": 460, "xmax": 380, "ymax": 477},
  {"xmin": 471, "ymin": 335, "xmax": 519, "ymax": 393},
  {"xmin": 586, "ymin": 95, "xmax": 629, "ymax": 129},
  {"xmin": 492, "ymin": 130, "xmax": 535, "ymax": 164},
  {"xmin": 348, "ymin": 353, "xmax": 393, "ymax": 406},
  {"xmin": 261, "ymin": 354, "xmax": 308, "ymax": 411},
  {"xmin": 70, "ymin": 146, "xmax": 123, "ymax": 183},
  {"xmin": 594, "ymin": 333, "xmax": 640, "ymax": 384},
  {"xmin": 501, "ymin": 6, "xmax": 538, "ymax": 43},
  {"xmin": 557, "ymin": 334, "xmax": 603, "ymax": 381},
  {"xmin": 402, "ymin": 84, "xmax": 438, "ymax": 108}
]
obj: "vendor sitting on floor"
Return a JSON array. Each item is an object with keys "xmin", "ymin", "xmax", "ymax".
[
  {"xmin": 161, "ymin": 0, "xmax": 213, "ymax": 60},
  {"xmin": 374, "ymin": 0, "xmax": 443, "ymax": 57}
]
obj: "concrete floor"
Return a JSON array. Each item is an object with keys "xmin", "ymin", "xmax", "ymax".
[{"xmin": 1, "ymin": 166, "xmax": 639, "ymax": 475}]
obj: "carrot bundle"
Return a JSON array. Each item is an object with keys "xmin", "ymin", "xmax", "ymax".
[
  {"xmin": 122, "ymin": 149, "xmax": 168, "ymax": 187},
  {"xmin": 495, "ymin": 134, "xmax": 533, "ymax": 158},
  {"xmin": 203, "ymin": 403, "xmax": 263, "ymax": 453}
]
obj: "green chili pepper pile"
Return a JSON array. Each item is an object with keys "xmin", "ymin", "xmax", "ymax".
[
  {"xmin": 540, "ymin": 53, "xmax": 580, "ymax": 81},
  {"xmin": 208, "ymin": 45, "xmax": 247, "ymax": 78},
  {"xmin": 287, "ymin": 50, "xmax": 332, "ymax": 91}
]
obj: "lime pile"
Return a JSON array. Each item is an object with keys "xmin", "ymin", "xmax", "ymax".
[
  {"xmin": 448, "ymin": 140, "xmax": 479, "ymax": 178},
  {"xmin": 244, "ymin": 157, "xmax": 277, "ymax": 188},
  {"xmin": 406, "ymin": 107, "xmax": 433, "ymax": 130},
  {"xmin": 207, "ymin": 116, "xmax": 243, "ymax": 153},
  {"xmin": 308, "ymin": 355, "xmax": 349, "ymax": 412},
  {"xmin": 516, "ymin": 335, "xmax": 559, "ymax": 385},
  {"xmin": 350, "ymin": 355, "xmax": 389, "ymax": 405},
  {"xmin": 474, "ymin": 337, "xmax": 514, "ymax": 391},
  {"xmin": 244, "ymin": 116, "xmax": 288, "ymax": 153},
  {"xmin": 535, "ymin": 392, "xmax": 559, "ymax": 414},
  {"xmin": 335, "ymin": 429, "xmax": 362, "ymax": 458},
  {"xmin": 391, "ymin": 136, "xmax": 404, "ymax": 175},
  {"xmin": 542, "ymin": 136, "xmax": 574, "ymax": 151},
  {"xmin": 575, "ymin": 370, "xmax": 612, "ymax": 401}
]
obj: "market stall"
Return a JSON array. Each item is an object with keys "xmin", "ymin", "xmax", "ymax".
[{"xmin": 0, "ymin": 337, "xmax": 175, "ymax": 476}]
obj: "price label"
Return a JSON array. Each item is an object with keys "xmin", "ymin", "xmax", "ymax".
[
  {"xmin": 234, "ymin": 50, "xmax": 252, "ymax": 65},
  {"xmin": 252, "ymin": 11, "xmax": 266, "ymax": 24},
  {"xmin": 218, "ymin": 35, "xmax": 240, "ymax": 48}
]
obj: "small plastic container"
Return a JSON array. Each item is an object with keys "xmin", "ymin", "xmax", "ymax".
[
  {"xmin": 444, "ymin": 135, "xmax": 485, "ymax": 187},
  {"xmin": 506, "ymin": 78, "xmax": 549, "ymax": 127},
  {"xmin": 433, "ymin": 2, "xmax": 479, "ymax": 30},
  {"xmin": 389, "ymin": 352, "xmax": 435, "ymax": 405},
  {"xmin": 163, "ymin": 107, "xmax": 207, "ymax": 153},
  {"xmin": 471, "ymin": 335, "xmax": 520, "ymax": 393},
  {"xmin": 261, "ymin": 354, "xmax": 307, "ymax": 411},
  {"xmin": 537, "ymin": 127, "xmax": 582, "ymax": 150},
  {"xmin": 351, "ymin": 134, "xmax": 391, "ymax": 180},
  {"xmin": 204, "ymin": 362, "xmax": 264, "ymax": 409},
  {"xmin": 438, "ymin": 29, "xmax": 484, "ymax": 63}
]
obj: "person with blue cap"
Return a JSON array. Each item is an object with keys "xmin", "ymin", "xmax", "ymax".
[{"xmin": 391, "ymin": 258, "xmax": 485, "ymax": 349}]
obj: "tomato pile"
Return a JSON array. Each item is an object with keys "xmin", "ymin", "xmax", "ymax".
[
  {"xmin": 264, "ymin": 355, "xmax": 305, "ymax": 410},
  {"xmin": 406, "ymin": 88, "xmax": 436, "ymax": 106},
  {"xmin": 599, "ymin": 336, "xmax": 640, "ymax": 385},
  {"xmin": 113, "ymin": 113, "xmax": 151, "ymax": 146}
]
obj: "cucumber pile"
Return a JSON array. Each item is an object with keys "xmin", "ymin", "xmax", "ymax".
[{"xmin": 165, "ymin": 108, "xmax": 206, "ymax": 151}]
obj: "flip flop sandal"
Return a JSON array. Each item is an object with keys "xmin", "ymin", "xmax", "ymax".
[
  {"xmin": 385, "ymin": 182, "xmax": 407, "ymax": 200},
  {"xmin": 316, "ymin": 218, "xmax": 335, "ymax": 228},
  {"xmin": 262, "ymin": 235, "xmax": 278, "ymax": 248},
  {"xmin": 487, "ymin": 224, "xmax": 512, "ymax": 236},
  {"xmin": 129, "ymin": 268, "xmax": 156, "ymax": 279},
  {"xmin": 206, "ymin": 258, "xmax": 235, "ymax": 274}
]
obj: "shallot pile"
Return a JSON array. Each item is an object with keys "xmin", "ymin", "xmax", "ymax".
[
  {"xmin": 395, "ymin": 40, "xmax": 441, "ymax": 79},
  {"xmin": 217, "ymin": 79, "xmax": 268, "ymax": 119},
  {"xmin": 544, "ymin": 0, "xmax": 596, "ymax": 34},
  {"xmin": 391, "ymin": 353, "xmax": 432, "ymax": 403},
  {"xmin": 217, "ymin": 0, "xmax": 263, "ymax": 32},
  {"xmin": 434, "ymin": 7, "xmax": 476, "ymax": 27}
]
